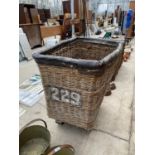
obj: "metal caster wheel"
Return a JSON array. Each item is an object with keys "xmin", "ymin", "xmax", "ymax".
[
  {"xmin": 105, "ymin": 90, "xmax": 112, "ymax": 96},
  {"xmin": 55, "ymin": 120, "xmax": 64, "ymax": 125},
  {"xmin": 110, "ymin": 83, "xmax": 116, "ymax": 90}
]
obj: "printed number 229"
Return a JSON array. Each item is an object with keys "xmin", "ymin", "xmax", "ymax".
[
  {"xmin": 50, "ymin": 87, "xmax": 81, "ymax": 106},
  {"xmin": 51, "ymin": 87, "xmax": 59, "ymax": 101},
  {"xmin": 70, "ymin": 92, "xmax": 81, "ymax": 106}
]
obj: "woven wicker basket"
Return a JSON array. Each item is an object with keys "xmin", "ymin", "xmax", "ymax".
[{"xmin": 33, "ymin": 37, "xmax": 124, "ymax": 130}]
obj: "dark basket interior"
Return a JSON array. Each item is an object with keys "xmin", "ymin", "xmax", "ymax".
[{"xmin": 44, "ymin": 40, "xmax": 116, "ymax": 61}]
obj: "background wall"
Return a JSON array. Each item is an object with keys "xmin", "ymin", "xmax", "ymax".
[
  {"xmin": 19, "ymin": 0, "xmax": 63, "ymax": 16},
  {"xmin": 19, "ymin": 0, "xmax": 131, "ymax": 16},
  {"xmin": 74, "ymin": 0, "xmax": 130, "ymax": 15}
]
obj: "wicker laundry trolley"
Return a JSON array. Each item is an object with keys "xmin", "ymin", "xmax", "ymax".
[
  {"xmin": 33, "ymin": 37, "xmax": 124, "ymax": 130},
  {"xmin": 111, "ymin": 40, "xmax": 125, "ymax": 81}
]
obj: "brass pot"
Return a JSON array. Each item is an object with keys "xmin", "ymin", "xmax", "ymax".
[
  {"xmin": 19, "ymin": 119, "xmax": 51, "ymax": 155},
  {"xmin": 19, "ymin": 119, "xmax": 75, "ymax": 155},
  {"xmin": 45, "ymin": 145, "xmax": 75, "ymax": 155}
]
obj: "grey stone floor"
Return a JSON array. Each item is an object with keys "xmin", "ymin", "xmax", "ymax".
[{"xmin": 19, "ymin": 46, "xmax": 135, "ymax": 155}]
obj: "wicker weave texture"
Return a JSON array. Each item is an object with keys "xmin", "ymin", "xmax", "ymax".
[
  {"xmin": 34, "ymin": 38, "xmax": 123, "ymax": 130},
  {"xmin": 47, "ymin": 41, "xmax": 115, "ymax": 60}
]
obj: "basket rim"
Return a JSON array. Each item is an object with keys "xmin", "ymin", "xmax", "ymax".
[{"xmin": 32, "ymin": 37, "xmax": 124, "ymax": 70}]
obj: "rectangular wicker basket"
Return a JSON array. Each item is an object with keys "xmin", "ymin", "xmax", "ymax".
[{"xmin": 33, "ymin": 37, "xmax": 124, "ymax": 130}]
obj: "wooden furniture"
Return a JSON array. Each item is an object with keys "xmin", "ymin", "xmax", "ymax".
[
  {"xmin": 62, "ymin": 0, "xmax": 82, "ymax": 37},
  {"xmin": 30, "ymin": 8, "xmax": 40, "ymax": 24},
  {"xmin": 44, "ymin": 9, "xmax": 51, "ymax": 19},
  {"xmin": 62, "ymin": 18, "xmax": 82, "ymax": 38},
  {"xmin": 19, "ymin": 4, "xmax": 43, "ymax": 49},
  {"xmin": 37, "ymin": 9, "xmax": 51, "ymax": 23},
  {"xmin": 63, "ymin": 0, "xmax": 80, "ymax": 17},
  {"xmin": 38, "ymin": 9, "xmax": 46, "ymax": 23},
  {"xmin": 63, "ymin": 1, "xmax": 70, "ymax": 14},
  {"xmin": 86, "ymin": 10, "xmax": 93, "ymax": 24},
  {"xmin": 40, "ymin": 26, "xmax": 63, "ymax": 39},
  {"xmin": 19, "ymin": 4, "xmax": 35, "ymax": 24},
  {"xmin": 129, "ymin": 1, "xmax": 135, "ymax": 10},
  {"xmin": 20, "ymin": 24, "xmax": 43, "ymax": 49}
]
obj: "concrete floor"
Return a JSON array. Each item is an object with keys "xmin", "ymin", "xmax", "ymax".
[{"xmin": 19, "ymin": 45, "xmax": 135, "ymax": 155}]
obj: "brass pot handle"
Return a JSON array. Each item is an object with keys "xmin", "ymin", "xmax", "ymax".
[
  {"xmin": 46, "ymin": 144, "xmax": 75, "ymax": 155},
  {"xmin": 19, "ymin": 118, "xmax": 47, "ymax": 134}
]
